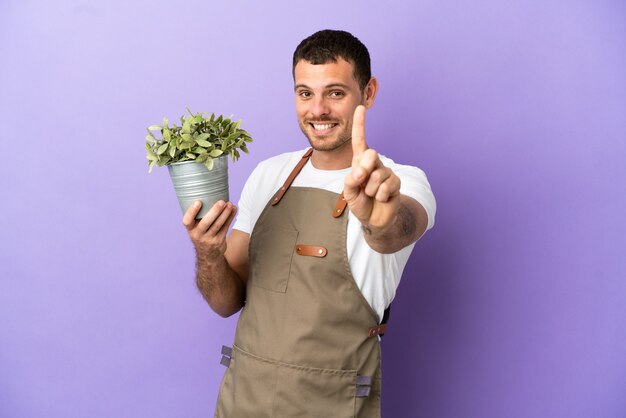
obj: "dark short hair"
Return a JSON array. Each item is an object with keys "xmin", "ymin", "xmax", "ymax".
[{"xmin": 292, "ymin": 29, "xmax": 371, "ymax": 91}]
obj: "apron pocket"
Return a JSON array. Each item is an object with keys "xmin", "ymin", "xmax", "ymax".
[
  {"xmin": 215, "ymin": 346, "xmax": 278, "ymax": 418},
  {"xmin": 249, "ymin": 224, "xmax": 298, "ymax": 293},
  {"xmin": 274, "ymin": 362, "xmax": 356, "ymax": 418}
]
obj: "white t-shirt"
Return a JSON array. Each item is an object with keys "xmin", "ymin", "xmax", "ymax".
[{"xmin": 233, "ymin": 149, "xmax": 436, "ymax": 321}]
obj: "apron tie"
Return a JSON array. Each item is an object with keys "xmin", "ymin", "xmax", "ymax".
[
  {"xmin": 220, "ymin": 345, "xmax": 233, "ymax": 367},
  {"xmin": 356, "ymin": 375, "xmax": 373, "ymax": 397}
]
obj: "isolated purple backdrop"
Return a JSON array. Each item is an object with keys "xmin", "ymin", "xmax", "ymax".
[{"xmin": 1, "ymin": 1, "xmax": 625, "ymax": 417}]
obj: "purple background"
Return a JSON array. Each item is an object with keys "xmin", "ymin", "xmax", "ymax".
[{"xmin": 1, "ymin": 1, "xmax": 625, "ymax": 417}]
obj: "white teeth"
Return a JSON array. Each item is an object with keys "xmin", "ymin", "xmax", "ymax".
[{"xmin": 313, "ymin": 123, "xmax": 334, "ymax": 130}]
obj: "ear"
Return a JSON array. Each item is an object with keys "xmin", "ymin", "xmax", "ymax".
[{"xmin": 363, "ymin": 77, "xmax": 379, "ymax": 109}]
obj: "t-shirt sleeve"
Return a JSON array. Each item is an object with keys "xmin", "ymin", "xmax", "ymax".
[
  {"xmin": 392, "ymin": 162, "xmax": 437, "ymax": 231},
  {"xmin": 232, "ymin": 164, "xmax": 262, "ymax": 234}
]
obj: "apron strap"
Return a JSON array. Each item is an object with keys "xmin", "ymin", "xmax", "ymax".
[
  {"xmin": 367, "ymin": 305, "xmax": 391, "ymax": 338},
  {"xmin": 332, "ymin": 192, "xmax": 348, "ymax": 217},
  {"xmin": 271, "ymin": 148, "xmax": 314, "ymax": 206}
]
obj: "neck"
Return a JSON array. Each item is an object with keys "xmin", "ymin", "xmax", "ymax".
[{"xmin": 309, "ymin": 142, "xmax": 353, "ymax": 170}]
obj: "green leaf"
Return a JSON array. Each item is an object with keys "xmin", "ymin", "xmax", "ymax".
[
  {"xmin": 209, "ymin": 149, "xmax": 223, "ymax": 157},
  {"xmin": 196, "ymin": 138, "xmax": 212, "ymax": 147},
  {"xmin": 182, "ymin": 117, "xmax": 192, "ymax": 134},
  {"xmin": 163, "ymin": 117, "xmax": 169, "ymax": 128},
  {"xmin": 186, "ymin": 152, "xmax": 196, "ymax": 159},
  {"xmin": 148, "ymin": 125, "xmax": 162, "ymax": 131},
  {"xmin": 157, "ymin": 143, "xmax": 168, "ymax": 155},
  {"xmin": 204, "ymin": 157, "xmax": 214, "ymax": 170},
  {"xmin": 163, "ymin": 129, "xmax": 171, "ymax": 141},
  {"xmin": 168, "ymin": 143, "xmax": 176, "ymax": 158},
  {"xmin": 226, "ymin": 131, "xmax": 240, "ymax": 142}
]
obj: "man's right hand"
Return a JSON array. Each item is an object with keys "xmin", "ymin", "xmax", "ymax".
[
  {"xmin": 182, "ymin": 199, "xmax": 249, "ymax": 317},
  {"xmin": 183, "ymin": 200, "xmax": 238, "ymax": 260}
]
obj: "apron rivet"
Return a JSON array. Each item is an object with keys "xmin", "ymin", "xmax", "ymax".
[
  {"xmin": 336, "ymin": 209, "xmax": 341, "ymax": 213},
  {"xmin": 318, "ymin": 249, "xmax": 323, "ymax": 254}
]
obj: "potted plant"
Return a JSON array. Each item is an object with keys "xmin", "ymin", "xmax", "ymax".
[{"xmin": 146, "ymin": 108, "xmax": 252, "ymax": 219}]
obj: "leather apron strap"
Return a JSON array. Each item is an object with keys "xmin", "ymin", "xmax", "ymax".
[{"xmin": 271, "ymin": 148, "xmax": 313, "ymax": 206}]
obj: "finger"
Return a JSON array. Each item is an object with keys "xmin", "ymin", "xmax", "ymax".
[
  {"xmin": 182, "ymin": 200, "xmax": 202, "ymax": 230},
  {"xmin": 195, "ymin": 200, "xmax": 228, "ymax": 233},
  {"xmin": 344, "ymin": 169, "xmax": 363, "ymax": 201},
  {"xmin": 207, "ymin": 202, "xmax": 236, "ymax": 235},
  {"xmin": 363, "ymin": 167, "xmax": 392, "ymax": 198},
  {"xmin": 216, "ymin": 204, "xmax": 238, "ymax": 239},
  {"xmin": 351, "ymin": 148, "xmax": 381, "ymax": 183},
  {"xmin": 374, "ymin": 175, "xmax": 401, "ymax": 202},
  {"xmin": 360, "ymin": 148, "xmax": 382, "ymax": 173},
  {"xmin": 351, "ymin": 105, "xmax": 368, "ymax": 159}
]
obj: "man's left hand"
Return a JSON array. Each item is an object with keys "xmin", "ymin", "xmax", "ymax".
[{"xmin": 343, "ymin": 105, "xmax": 401, "ymax": 231}]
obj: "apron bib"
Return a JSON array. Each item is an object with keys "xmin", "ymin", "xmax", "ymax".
[{"xmin": 215, "ymin": 149, "xmax": 385, "ymax": 418}]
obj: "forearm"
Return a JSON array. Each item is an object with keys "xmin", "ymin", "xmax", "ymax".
[
  {"xmin": 195, "ymin": 251, "xmax": 246, "ymax": 318},
  {"xmin": 361, "ymin": 195, "xmax": 428, "ymax": 254}
]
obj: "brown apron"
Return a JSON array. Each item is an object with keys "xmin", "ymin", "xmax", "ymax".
[{"xmin": 215, "ymin": 149, "xmax": 387, "ymax": 418}]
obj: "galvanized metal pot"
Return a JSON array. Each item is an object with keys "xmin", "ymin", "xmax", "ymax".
[{"xmin": 167, "ymin": 156, "xmax": 229, "ymax": 219}]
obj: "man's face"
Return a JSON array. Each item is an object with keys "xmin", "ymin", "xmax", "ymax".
[{"xmin": 294, "ymin": 58, "xmax": 365, "ymax": 152}]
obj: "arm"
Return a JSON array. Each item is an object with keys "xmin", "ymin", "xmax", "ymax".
[
  {"xmin": 344, "ymin": 106, "xmax": 428, "ymax": 254},
  {"xmin": 183, "ymin": 200, "xmax": 250, "ymax": 317},
  {"xmin": 359, "ymin": 195, "xmax": 428, "ymax": 253}
]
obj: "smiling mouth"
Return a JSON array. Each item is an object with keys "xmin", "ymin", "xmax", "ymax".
[{"xmin": 309, "ymin": 122, "xmax": 338, "ymax": 133}]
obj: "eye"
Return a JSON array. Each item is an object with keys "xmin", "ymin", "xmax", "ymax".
[
  {"xmin": 298, "ymin": 90, "xmax": 312, "ymax": 99},
  {"xmin": 329, "ymin": 91, "xmax": 345, "ymax": 98}
]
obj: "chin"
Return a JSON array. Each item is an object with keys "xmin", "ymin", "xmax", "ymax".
[{"xmin": 307, "ymin": 137, "xmax": 349, "ymax": 152}]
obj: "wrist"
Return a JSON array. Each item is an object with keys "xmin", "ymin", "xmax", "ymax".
[{"xmin": 195, "ymin": 246, "xmax": 226, "ymax": 267}]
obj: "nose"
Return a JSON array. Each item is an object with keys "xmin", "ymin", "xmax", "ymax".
[{"xmin": 310, "ymin": 95, "xmax": 330, "ymax": 118}]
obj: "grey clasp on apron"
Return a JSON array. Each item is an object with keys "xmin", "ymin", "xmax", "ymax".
[
  {"xmin": 356, "ymin": 375, "xmax": 373, "ymax": 397},
  {"xmin": 220, "ymin": 345, "xmax": 233, "ymax": 367}
]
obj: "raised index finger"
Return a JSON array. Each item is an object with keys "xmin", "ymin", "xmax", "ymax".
[{"xmin": 351, "ymin": 105, "xmax": 368, "ymax": 158}]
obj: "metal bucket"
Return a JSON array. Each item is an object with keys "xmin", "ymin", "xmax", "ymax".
[{"xmin": 167, "ymin": 157, "xmax": 229, "ymax": 219}]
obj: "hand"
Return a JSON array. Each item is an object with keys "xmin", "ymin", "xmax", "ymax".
[
  {"xmin": 343, "ymin": 105, "xmax": 401, "ymax": 230},
  {"xmin": 183, "ymin": 200, "xmax": 238, "ymax": 260}
]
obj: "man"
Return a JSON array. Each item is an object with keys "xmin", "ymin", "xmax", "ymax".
[{"xmin": 183, "ymin": 30, "xmax": 435, "ymax": 417}]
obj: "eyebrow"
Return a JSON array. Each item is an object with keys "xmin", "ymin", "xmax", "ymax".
[{"xmin": 294, "ymin": 83, "xmax": 350, "ymax": 91}]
